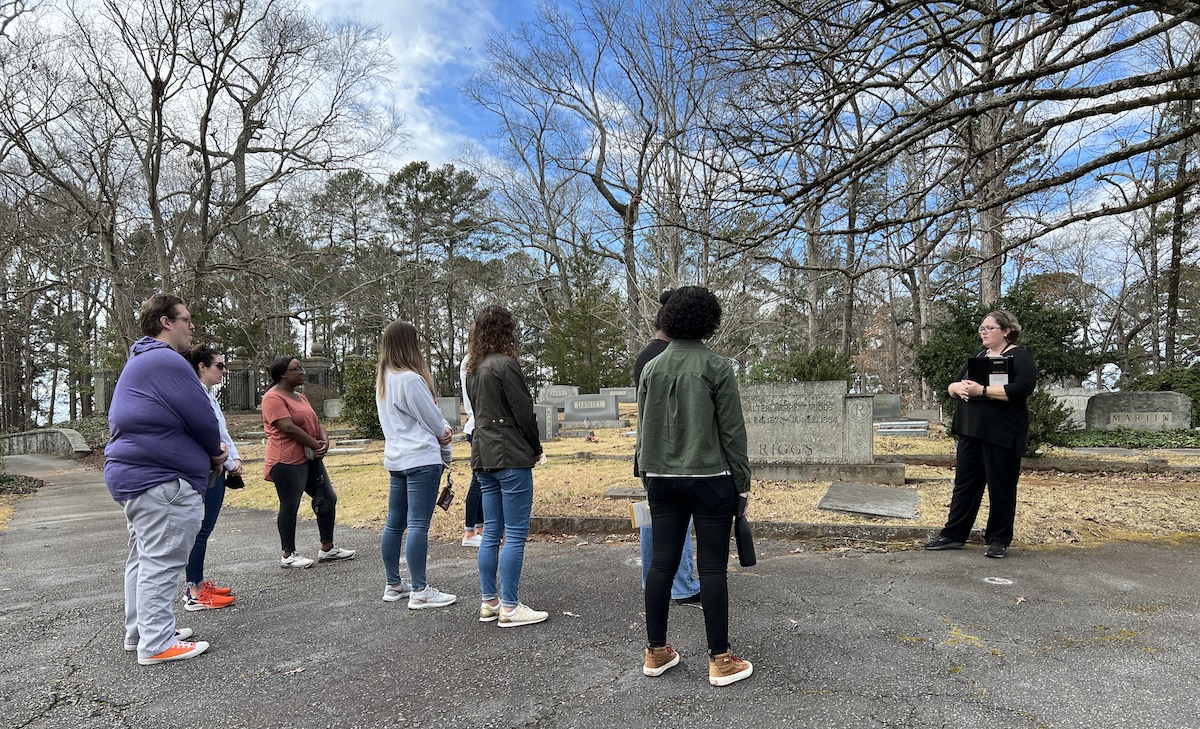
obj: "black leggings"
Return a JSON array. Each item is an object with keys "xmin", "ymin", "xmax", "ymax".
[
  {"xmin": 644, "ymin": 475, "xmax": 737, "ymax": 655},
  {"xmin": 463, "ymin": 433, "xmax": 484, "ymax": 529},
  {"xmin": 271, "ymin": 460, "xmax": 338, "ymax": 552}
]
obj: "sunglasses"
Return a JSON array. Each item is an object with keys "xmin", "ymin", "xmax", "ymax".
[{"xmin": 214, "ymin": 362, "xmax": 227, "ymax": 371}]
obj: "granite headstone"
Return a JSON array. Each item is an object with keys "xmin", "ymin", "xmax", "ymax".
[
  {"xmin": 538, "ymin": 384, "xmax": 580, "ymax": 410},
  {"xmin": 1085, "ymin": 391, "xmax": 1192, "ymax": 432}
]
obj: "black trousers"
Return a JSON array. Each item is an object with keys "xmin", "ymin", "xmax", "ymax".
[
  {"xmin": 941, "ymin": 436, "xmax": 1021, "ymax": 547},
  {"xmin": 644, "ymin": 475, "xmax": 737, "ymax": 655},
  {"xmin": 271, "ymin": 459, "xmax": 338, "ymax": 552}
]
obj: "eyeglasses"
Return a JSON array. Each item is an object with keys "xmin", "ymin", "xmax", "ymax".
[
  {"xmin": 978, "ymin": 325, "xmax": 1002, "ymax": 333},
  {"xmin": 168, "ymin": 315, "xmax": 193, "ymax": 325},
  {"xmin": 286, "ymin": 366, "xmax": 305, "ymax": 373}
]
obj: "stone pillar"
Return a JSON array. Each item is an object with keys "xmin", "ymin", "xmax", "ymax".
[
  {"xmin": 224, "ymin": 347, "xmax": 256, "ymax": 411},
  {"xmin": 93, "ymin": 369, "xmax": 117, "ymax": 414}
]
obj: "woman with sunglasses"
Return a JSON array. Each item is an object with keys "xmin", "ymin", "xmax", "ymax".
[
  {"xmin": 180, "ymin": 344, "xmax": 239, "ymax": 611},
  {"xmin": 925, "ymin": 310, "xmax": 1038, "ymax": 559},
  {"xmin": 262, "ymin": 356, "xmax": 355, "ymax": 569},
  {"xmin": 375, "ymin": 320, "xmax": 456, "ymax": 609}
]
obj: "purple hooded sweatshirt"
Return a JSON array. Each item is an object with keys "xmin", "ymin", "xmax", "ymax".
[{"xmin": 104, "ymin": 336, "xmax": 222, "ymax": 502}]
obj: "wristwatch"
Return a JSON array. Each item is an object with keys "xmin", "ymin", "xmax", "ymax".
[{"xmin": 982, "ymin": 386, "xmax": 988, "ymax": 398}]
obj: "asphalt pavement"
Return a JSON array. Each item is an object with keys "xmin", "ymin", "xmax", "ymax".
[{"xmin": 2, "ymin": 453, "xmax": 1198, "ymax": 729}]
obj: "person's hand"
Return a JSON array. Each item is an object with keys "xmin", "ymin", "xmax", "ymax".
[
  {"xmin": 230, "ymin": 458, "xmax": 243, "ymax": 476},
  {"xmin": 313, "ymin": 439, "xmax": 328, "ymax": 458},
  {"xmin": 739, "ymin": 492, "xmax": 751, "ymax": 518},
  {"xmin": 437, "ymin": 426, "xmax": 453, "ymax": 446},
  {"xmin": 957, "ymin": 379, "xmax": 979, "ymax": 401},
  {"xmin": 210, "ymin": 443, "xmax": 229, "ymax": 467}
]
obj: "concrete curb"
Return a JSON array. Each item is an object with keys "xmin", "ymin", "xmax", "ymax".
[{"xmin": 529, "ymin": 515, "xmax": 944, "ymax": 543}]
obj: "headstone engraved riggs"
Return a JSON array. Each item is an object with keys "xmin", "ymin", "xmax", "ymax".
[{"xmin": 740, "ymin": 381, "xmax": 903, "ymax": 485}]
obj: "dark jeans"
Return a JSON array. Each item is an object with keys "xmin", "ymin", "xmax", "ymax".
[
  {"xmin": 941, "ymin": 435, "xmax": 1021, "ymax": 547},
  {"xmin": 463, "ymin": 434, "xmax": 484, "ymax": 529},
  {"xmin": 185, "ymin": 472, "xmax": 225, "ymax": 584},
  {"xmin": 271, "ymin": 460, "xmax": 338, "ymax": 553},
  {"xmin": 644, "ymin": 475, "xmax": 738, "ymax": 655}
]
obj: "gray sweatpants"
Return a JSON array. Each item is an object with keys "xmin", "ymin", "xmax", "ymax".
[{"xmin": 122, "ymin": 479, "xmax": 203, "ymax": 659}]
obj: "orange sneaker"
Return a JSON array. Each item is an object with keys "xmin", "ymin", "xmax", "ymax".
[
  {"xmin": 200, "ymin": 580, "xmax": 233, "ymax": 596},
  {"xmin": 138, "ymin": 640, "xmax": 209, "ymax": 665},
  {"xmin": 184, "ymin": 590, "xmax": 236, "ymax": 612},
  {"xmin": 643, "ymin": 645, "xmax": 680, "ymax": 676}
]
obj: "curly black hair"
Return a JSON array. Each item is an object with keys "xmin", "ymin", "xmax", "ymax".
[{"xmin": 659, "ymin": 286, "xmax": 721, "ymax": 340}]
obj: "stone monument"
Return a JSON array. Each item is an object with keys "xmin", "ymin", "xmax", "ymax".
[
  {"xmin": 537, "ymin": 384, "xmax": 580, "ymax": 410},
  {"xmin": 438, "ymin": 396, "xmax": 462, "ymax": 429},
  {"xmin": 1084, "ymin": 391, "xmax": 1192, "ymax": 432},
  {"xmin": 562, "ymin": 394, "xmax": 629, "ymax": 429},
  {"xmin": 741, "ymin": 381, "xmax": 904, "ymax": 485},
  {"xmin": 600, "ymin": 386, "xmax": 637, "ymax": 404}
]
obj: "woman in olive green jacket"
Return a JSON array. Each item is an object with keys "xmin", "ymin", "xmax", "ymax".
[{"xmin": 636, "ymin": 286, "xmax": 753, "ymax": 687}]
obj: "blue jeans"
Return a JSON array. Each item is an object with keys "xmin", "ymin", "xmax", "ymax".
[
  {"xmin": 185, "ymin": 472, "xmax": 225, "ymax": 585},
  {"xmin": 477, "ymin": 468, "xmax": 533, "ymax": 608},
  {"xmin": 381, "ymin": 464, "xmax": 442, "ymax": 589},
  {"xmin": 640, "ymin": 520, "xmax": 700, "ymax": 599}
]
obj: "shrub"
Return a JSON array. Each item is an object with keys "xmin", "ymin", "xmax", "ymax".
[
  {"xmin": 744, "ymin": 347, "xmax": 855, "ymax": 386},
  {"xmin": 1025, "ymin": 389, "xmax": 1076, "ymax": 456},
  {"xmin": 340, "ymin": 354, "xmax": 383, "ymax": 439}
]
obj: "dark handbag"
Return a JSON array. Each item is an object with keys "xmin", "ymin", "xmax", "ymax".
[
  {"xmin": 225, "ymin": 473, "xmax": 245, "ymax": 490},
  {"xmin": 734, "ymin": 496, "xmax": 756, "ymax": 567},
  {"xmin": 436, "ymin": 466, "xmax": 455, "ymax": 511}
]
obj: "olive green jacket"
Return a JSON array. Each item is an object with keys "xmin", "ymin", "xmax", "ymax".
[
  {"xmin": 635, "ymin": 339, "xmax": 751, "ymax": 492},
  {"xmin": 465, "ymin": 353, "xmax": 542, "ymax": 470}
]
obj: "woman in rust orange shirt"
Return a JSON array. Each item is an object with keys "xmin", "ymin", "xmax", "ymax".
[{"xmin": 262, "ymin": 356, "xmax": 355, "ymax": 569}]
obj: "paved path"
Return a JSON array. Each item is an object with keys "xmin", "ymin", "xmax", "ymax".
[{"xmin": 2, "ymin": 453, "xmax": 1199, "ymax": 728}]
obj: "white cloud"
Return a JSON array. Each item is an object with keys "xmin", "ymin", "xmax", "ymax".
[{"xmin": 305, "ymin": 0, "xmax": 511, "ymax": 166}]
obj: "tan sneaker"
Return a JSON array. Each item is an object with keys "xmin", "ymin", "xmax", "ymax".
[
  {"xmin": 643, "ymin": 645, "xmax": 680, "ymax": 676},
  {"xmin": 497, "ymin": 602, "xmax": 548, "ymax": 627},
  {"xmin": 708, "ymin": 652, "xmax": 753, "ymax": 686},
  {"xmin": 479, "ymin": 601, "xmax": 501, "ymax": 623}
]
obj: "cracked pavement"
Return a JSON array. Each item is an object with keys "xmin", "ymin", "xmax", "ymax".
[{"xmin": 3, "ymin": 453, "xmax": 1199, "ymax": 728}]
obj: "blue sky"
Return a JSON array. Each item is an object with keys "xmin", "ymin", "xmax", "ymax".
[{"xmin": 307, "ymin": 0, "xmax": 539, "ymax": 167}]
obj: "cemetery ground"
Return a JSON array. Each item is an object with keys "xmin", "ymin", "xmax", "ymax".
[{"xmin": 119, "ymin": 406, "xmax": 1200, "ymax": 553}]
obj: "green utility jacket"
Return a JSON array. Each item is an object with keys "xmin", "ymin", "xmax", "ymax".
[
  {"xmin": 466, "ymin": 353, "xmax": 543, "ymax": 470},
  {"xmin": 635, "ymin": 339, "xmax": 751, "ymax": 493}
]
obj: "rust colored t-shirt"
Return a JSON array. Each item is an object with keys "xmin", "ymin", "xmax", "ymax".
[{"xmin": 262, "ymin": 389, "xmax": 321, "ymax": 481}]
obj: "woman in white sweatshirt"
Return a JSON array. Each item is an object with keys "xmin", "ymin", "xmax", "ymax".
[{"xmin": 375, "ymin": 321, "xmax": 456, "ymax": 609}]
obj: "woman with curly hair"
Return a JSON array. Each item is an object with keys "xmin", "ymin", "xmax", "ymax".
[
  {"xmin": 375, "ymin": 320, "xmax": 456, "ymax": 609},
  {"xmin": 636, "ymin": 286, "xmax": 754, "ymax": 686},
  {"xmin": 464, "ymin": 305, "xmax": 547, "ymax": 627}
]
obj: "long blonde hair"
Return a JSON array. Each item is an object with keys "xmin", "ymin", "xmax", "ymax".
[{"xmin": 377, "ymin": 321, "xmax": 435, "ymax": 399}]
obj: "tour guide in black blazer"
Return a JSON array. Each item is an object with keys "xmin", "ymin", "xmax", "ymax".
[{"xmin": 926, "ymin": 310, "xmax": 1038, "ymax": 559}]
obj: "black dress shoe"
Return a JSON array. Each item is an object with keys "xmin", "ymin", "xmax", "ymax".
[
  {"xmin": 672, "ymin": 593, "xmax": 702, "ymax": 605},
  {"xmin": 924, "ymin": 535, "xmax": 966, "ymax": 550},
  {"xmin": 985, "ymin": 543, "xmax": 1007, "ymax": 558}
]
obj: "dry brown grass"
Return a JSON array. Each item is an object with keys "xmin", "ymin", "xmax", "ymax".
[{"xmin": 220, "ymin": 414, "xmax": 1200, "ymax": 548}]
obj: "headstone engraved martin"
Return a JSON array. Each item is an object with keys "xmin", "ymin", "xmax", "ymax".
[
  {"xmin": 1084, "ymin": 391, "xmax": 1192, "ymax": 432},
  {"xmin": 741, "ymin": 381, "xmax": 904, "ymax": 485}
]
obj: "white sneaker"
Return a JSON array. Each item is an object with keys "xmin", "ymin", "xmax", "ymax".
[
  {"xmin": 408, "ymin": 586, "xmax": 457, "ymax": 610},
  {"xmin": 497, "ymin": 602, "xmax": 548, "ymax": 628},
  {"xmin": 382, "ymin": 581, "xmax": 412, "ymax": 602},
  {"xmin": 461, "ymin": 533, "xmax": 482, "ymax": 548},
  {"xmin": 280, "ymin": 552, "xmax": 314, "ymax": 569},
  {"xmin": 317, "ymin": 546, "xmax": 356, "ymax": 563},
  {"xmin": 124, "ymin": 628, "xmax": 192, "ymax": 652}
]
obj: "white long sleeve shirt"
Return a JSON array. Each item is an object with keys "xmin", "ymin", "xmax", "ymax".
[{"xmin": 376, "ymin": 369, "xmax": 451, "ymax": 472}]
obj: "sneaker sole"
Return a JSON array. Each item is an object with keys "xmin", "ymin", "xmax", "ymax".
[
  {"xmin": 318, "ymin": 555, "xmax": 355, "ymax": 563},
  {"xmin": 710, "ymin": 663, "xmax": 753, "ymax": 686},
  {"xmin": 924, "ymin": 542, "xmax": 965, "ymax": 551},
  {"xmin": 985, "ymin": 552, "xmax": 1006, "ymax": 558},
  {"xmin": 643, "ymin": 654, "xmax": 680, "ymax": 677},
  {"xmin": 408, "ymin": 598, "xmax": 458, "ymax": 610},
  {"xmin": 137, "ymin": 643, "xmax": 209, "ymax": 665},
  {"xmin": 280, "ymin": 561, "xmax": 314, "ymax": 569},
  {"xmin": 382, "ymin": 593, "xmax": 412, "ymax": 602},
  {"xmin": 183, "ymin": 600, "xmax": 234, "ymax": 612},
  {"xmin": 498, "ymin": 614, "xmax": 548, "ymax": 628}
]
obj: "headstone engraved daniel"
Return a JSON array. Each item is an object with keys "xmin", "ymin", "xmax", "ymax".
[
  {"xmin": 741, "ymin": 381, "xmax": 904, "ymax": 485},
  {"xmin": 563, "ymin": 394, "xmax": 619, "ymax": 422}
]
